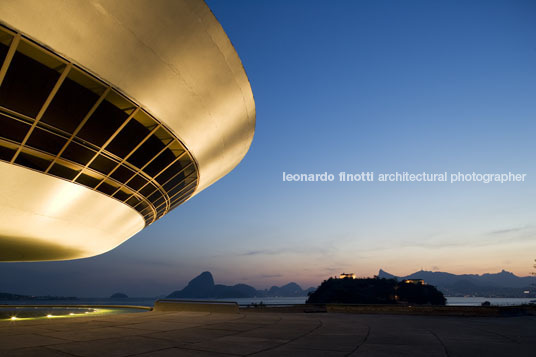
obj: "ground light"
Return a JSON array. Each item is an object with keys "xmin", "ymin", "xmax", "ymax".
[{"xmin": 3, "ymin": 308, "xmax": 115, "ymax": 322}]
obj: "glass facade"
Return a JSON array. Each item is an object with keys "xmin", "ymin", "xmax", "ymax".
[{"xmin": 0, "ymin": 25, "xmax": 198, "ymax": 226}]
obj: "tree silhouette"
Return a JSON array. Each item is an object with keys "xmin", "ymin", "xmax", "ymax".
[{"xmin": 306, "ymin": 277, "xmax": 445, "ymax": 305}]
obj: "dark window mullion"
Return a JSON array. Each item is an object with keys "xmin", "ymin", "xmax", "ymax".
[{"xmin": 0, "ymin": 33, "xmax": 20, "ymax": 87}]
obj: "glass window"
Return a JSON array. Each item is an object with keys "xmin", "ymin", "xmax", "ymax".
[
  {"xmin": 0, "ymin": 145, "xmax": 15, "ymax": 161},
  {"xmin": 169, "ymin": 179, "xmax": 195, "ymax": 200},
  {"xmin": 140, "ymin": 182, "xmax": 157, "ymax": 197},
  {"xmin": 113, "ymin": 189, "xmax": 130, "ymax": 202},
  {"xmin": 96, "ymin": 180, "xmax": 118, "ymax": 196},
  {"xmin": 41, "ymin": 70, "xmax": 101, "ymax": 134},
  {"xmin": 0, "ymin": 42, "xmax": 62, "ymax": 118},
  {"xmin": 75, "ymin": 173, "xmax": 101, "ymax": 188},
  {"xmin": 140, "ymin": 206, "xmax": 153, "ymax": 217},
  {"xmin": 170, "ymin": 189, "xmax": 194, "ymax": 210},
  {"xmin": 48, "ymin": 163, "xmax": 79, "ymax": 180},
  {"xmin": 126, "ymin": 134, "xmax": 165, "ymax": 169},
  {"xmin": 89, "ymin": 155, "xmax": 117, "ymax": 175},
  {"xmin": 61, "ymin": 142, "xmax": 95, "ymax": 165},
  {"xmin": 125, "ymin": 196, "xmax": 141, "ymax": 207},
  {"xmin": 25, "ymin": 127, "xmax": 67, "ymax": 155},
  {"xmin": 126, "ymin": 174, "xmax": 148, "ymax": 191},
  {"xmin": 147, "ymin": 189, "xmax": 164, "ymax": 206},
  {"xmin": 110, "ymin": 165, "xmax": 134, "ymax": 183},
  {"xmin": 14, "ymin": 151, "xmax": 51, "ymax": 172},
  {"xmin": 152, "ymin": 195, "xmax": 166, "ymax": 209},
  {"xmin": 143, "ymin": 147, "xmax": 176, "ymax": 177},
  {"xmin": 163, "ymin": 174, "xmax": 186, "ymax": 192},
  {"xmin": 77, "ymin": 97, "xmax": 127, "ymax": 147},
  {"xmin": 156, "ymin": 207, "xmax": 166, "ymax": 216},
  {"xmin": 170, "ymin": 180, "xmax": 196, "ymax": 200},
  {"xmin": 0, "ymin": 113, "xmax": 29, "ymax": 142},
  {"xmin": 106, "ymin": 119, "xmax": 149, "ymax": 158},
  {"xmin": 156, "ymin": 160, "xmax": 187, "ymax": 184},
  {"xmin": 134, "ymin": 201, "xmax": 148, "ymax": 214}
]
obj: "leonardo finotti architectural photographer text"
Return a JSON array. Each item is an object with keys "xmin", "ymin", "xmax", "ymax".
[{"xmin": 282, "ymin": 172, "xmax": 527, "ymax": 184}]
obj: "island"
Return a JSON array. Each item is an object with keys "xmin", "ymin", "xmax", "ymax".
[{"xmin": 306, "ymin": 276, "xmax": 446, "ymax": 305}]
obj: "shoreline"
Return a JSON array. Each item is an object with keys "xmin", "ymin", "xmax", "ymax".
[{"xmin": 3, "ymin": 302, "xmax": 536, "ymax": 320}]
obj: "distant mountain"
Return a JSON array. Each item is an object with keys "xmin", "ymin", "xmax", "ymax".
[
  {"xmin": 0, "ymin": 292, "xmax": 77, "ymax": 301},
  {"xmin": 173, "ymin": 271, "xmax": 215, "ymax": 298},
  {"xmin": 167, "ymin": 272, "xmax": 314, "ymax": 299},
  {"xmin": 110, "ymin": 292, "xmax": 128, "ymax": 299},
  {"xmin": 378, "ymin": 269, "xmax": 536, "ymax": 298},
  {"xmin": 377, "ymin": 269, "xmax": 397, "ymax": 279},
  {"xmin": 266, "ymin": 282, "xmax": 313, "ymax": 297}
]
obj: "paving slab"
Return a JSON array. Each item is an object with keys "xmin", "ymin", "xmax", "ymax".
[
  {"xmin": 187, "ymin": 335, "xmax": 284, "ymax": 355},
  {"xmin": 134, "ymin": 347, "xmax": 234, "ymax": 357},
  {"xmin": 253, "ymin": 346, "xmax": 348, "ymax": 357},
  {"xmin": 0, "ymin": 310, "xmax": 534, "ymax": 356},
  {"xmin": 0, "ymin": 333, "xmax": 66, "ymax": 351},
  {"xmin": 147, "ymin": 327, "xmax": 239, "ymax": 344},
  {"xmin": 350, "ymin": 343, "xmax": 446, "ymax": 357},
  {"xmin": 0, "ymin": 347, "xmax": 73, "ymax": 357},
  {"xmin": 47, "ymin": 335, "xmax": 177, "ymax": 357}
]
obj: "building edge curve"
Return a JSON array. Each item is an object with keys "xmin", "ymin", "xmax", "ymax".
[{"xmin": 0, "ymin": 161, "xmax": 145, "ymax": 261}]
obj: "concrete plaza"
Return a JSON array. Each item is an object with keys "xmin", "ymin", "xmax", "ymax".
[{"xmin": 1, "ymin": 310, "xmax": 535, "ymax": 356}]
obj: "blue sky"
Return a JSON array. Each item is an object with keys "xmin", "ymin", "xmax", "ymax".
[{"xmin": 2, "ymin": 0, "xmax": 535, "ymax": 297}]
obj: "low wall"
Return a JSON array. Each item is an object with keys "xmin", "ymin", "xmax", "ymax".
[
  {"xmin": 153, "ymin": 300, "xmax": 239, "ymax": 314},
  {"xmin": 238, "ymin": 304, "xmax": 536, "ymax": 316},
  {"xmin": 326, "ymin": 304, "xmax": 536, "ymax": 317},
  {"xmin": 240, "ymin": 304, "xmax": 326, "ymax": 313}
]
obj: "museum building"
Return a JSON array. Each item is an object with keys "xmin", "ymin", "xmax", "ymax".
[{"xmin": 0, "ymin": 0, "xmax": 255, "ymax": 261}]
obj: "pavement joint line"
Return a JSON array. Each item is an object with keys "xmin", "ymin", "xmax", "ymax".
[
  {"xmin": 203, "ymin": 313, "xmax": 248, "ymax": 326},
  {"xmin": 0, "ymin": 334, "xmax": 79, "ymax": 354},
  {"xmin": 33, "ymin": 332, "xmax": 81, "ymax": 343},
  {"xmin": 44, "ymin": 335, "xmax": 177, "ymax": 355},
  {"xmin": 201, "ymin": 315, "xmax": 284, "ymax": 332},
  {"xmin": 202, "ymin": 314, "xmax": 282, "ymax": 328},
  {"xmin": 245, "ymin": 318, "xmax": 324, "ymax": 356},
  {"xmin": 141, "ymin": 325, "xmax": 245, "ymax": 345},
  {"xmin": 42, "ymin": 345, "xmax": 81, "ymax": 357},
  {"xmin": 123, "ymin": 346, "xmax": 183, "ymax": 357},
  {"xmin": 343, "ymin": 325, "xmax": 370, "ymax": 356},
  {"xmin": 42, "ymin": 332, "xmax": 156, "ymax": 347},
  {"xmin": 142, "ymin": 315, "xmax": 285, "ymax": 347},
  {"xmin": 136, "ymin": 315, "xmax": 287, "ymax": 355},
  {"xmin": 285, "ymin": 345, "xmax": 359, "ymax": 353},
  {"xmin": 474, "ymin": 327, "xmax": 520, "ymax": 344},
  {"xmin": 117, "ymin": 324, "xmax": 194, "ymax": 332},
  {"xmin": 133, "ymin": 345, "xmax": 243, "ymax": 357},
  {"xmin": 427, "ymin": 329, "xmax": 450, "ymax": 357}
]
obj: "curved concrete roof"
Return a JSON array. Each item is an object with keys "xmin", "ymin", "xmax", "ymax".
[{"xmin": 0, "ymin": 0, "xmax": 255, "ymax": 194}]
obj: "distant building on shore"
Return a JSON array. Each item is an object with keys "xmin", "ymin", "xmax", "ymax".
[
  {"xmin": 403, "ymin": 279, "xmax": 426, "ymax": 285},
  {"xmin": 339, "ymin": 273, "xmax": 356, "ymax": 279}
]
